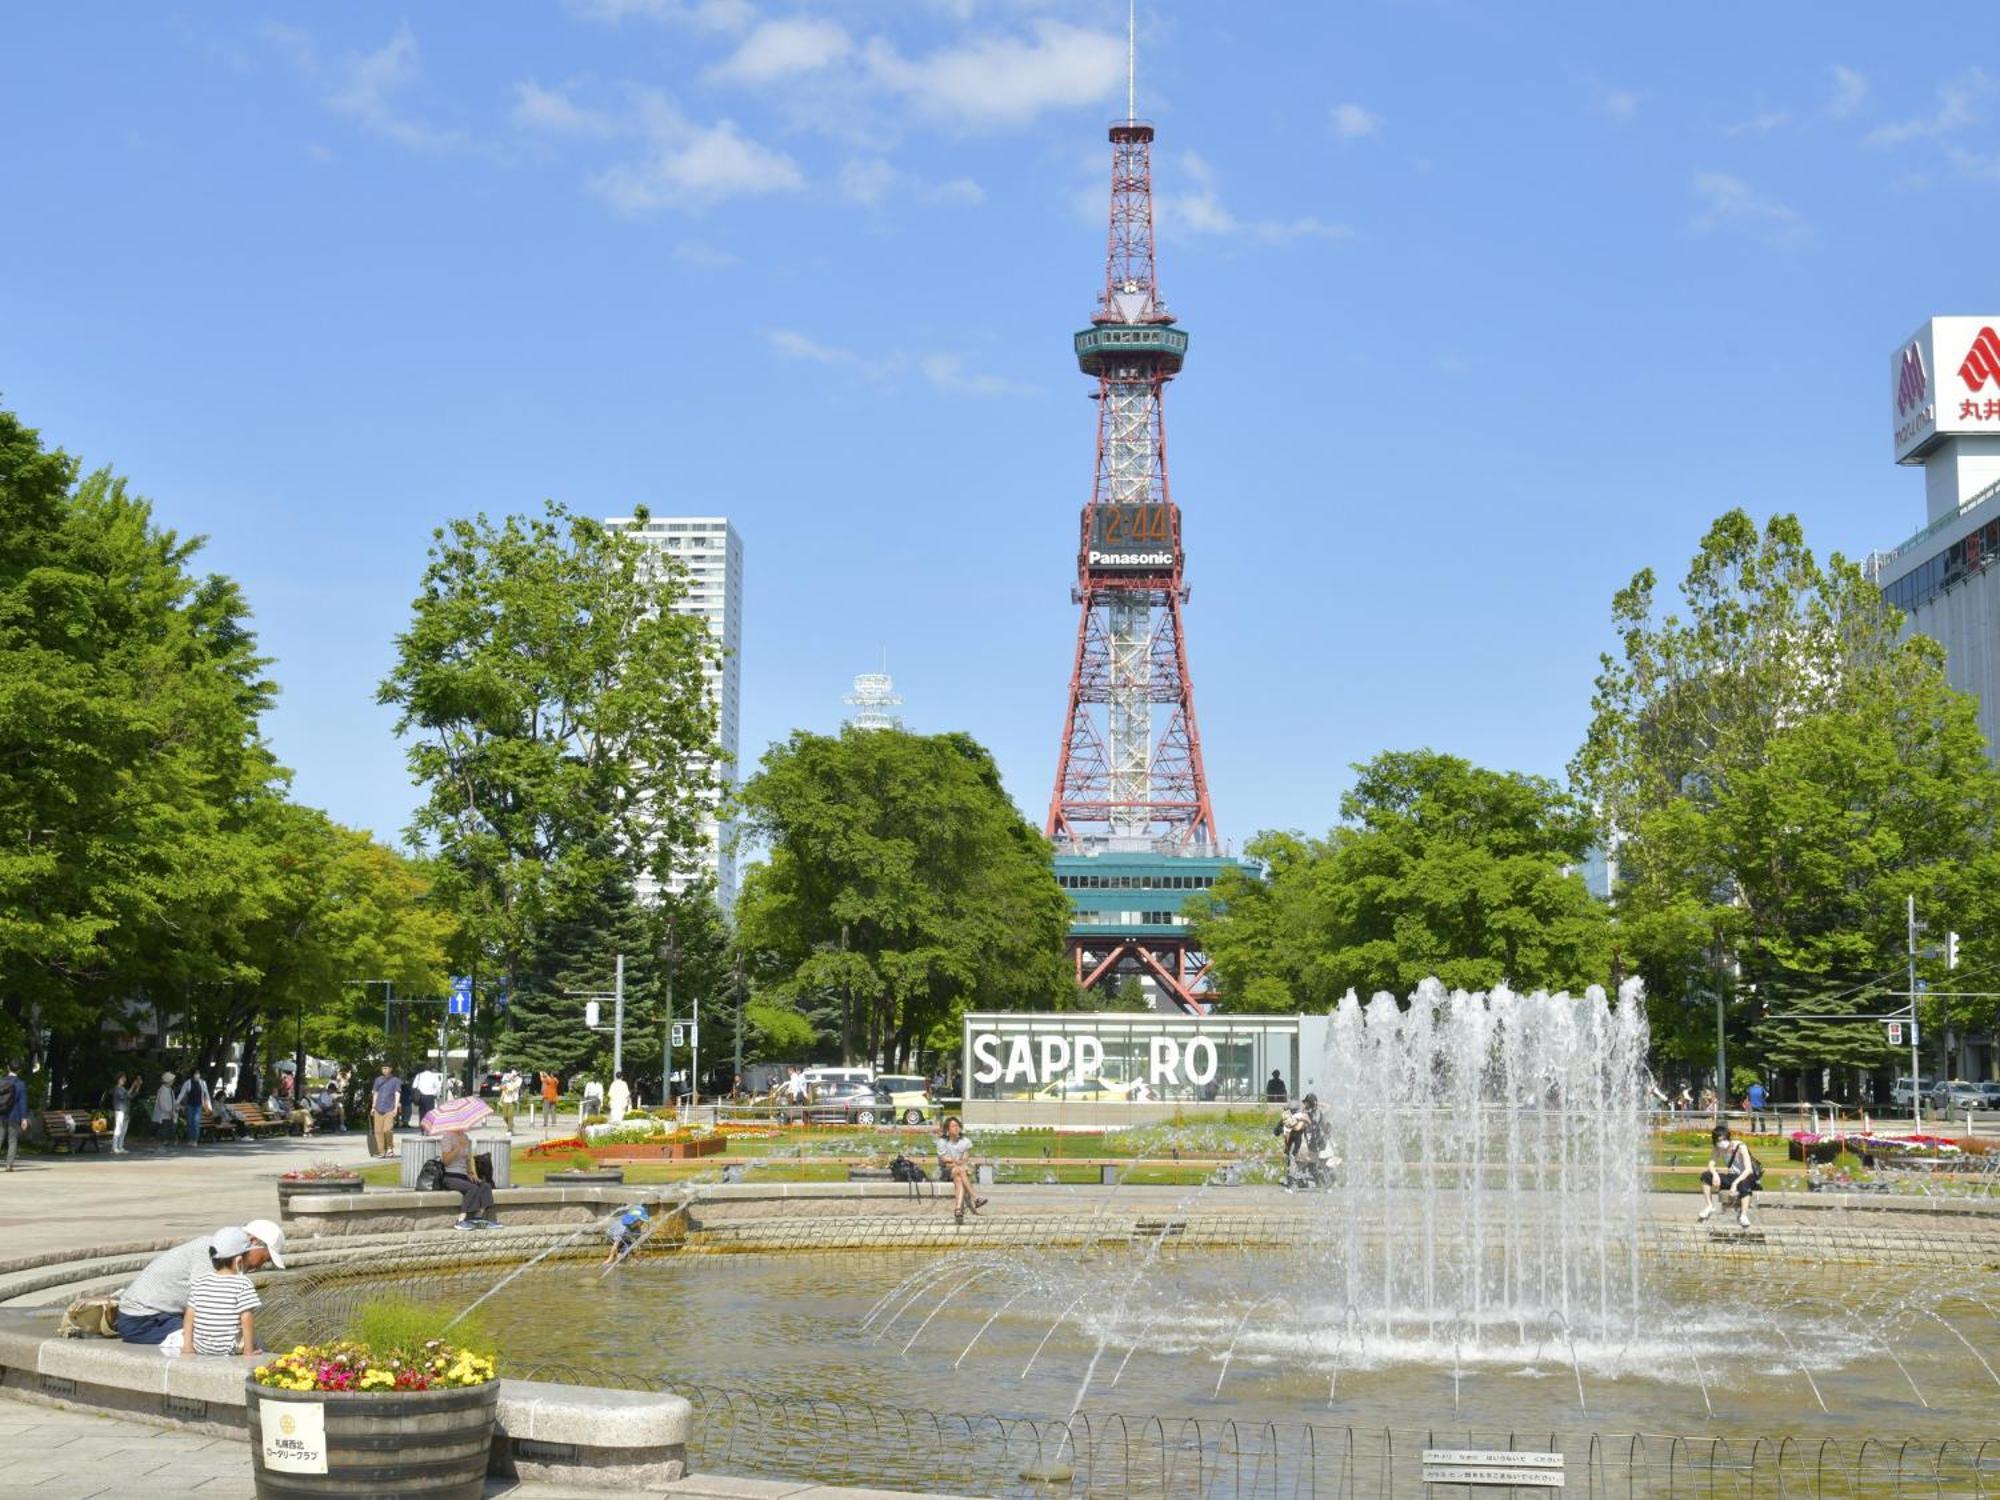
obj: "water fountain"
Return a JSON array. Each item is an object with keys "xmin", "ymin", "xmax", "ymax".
[{"xmin": 265, "ymin": 982, "xmax": 2000, "ymax": 1495}]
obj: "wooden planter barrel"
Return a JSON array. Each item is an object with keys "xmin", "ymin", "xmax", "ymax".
[{"xmin": 246, "ymin": 1378, "xmax": 498, "ymax": 1498}]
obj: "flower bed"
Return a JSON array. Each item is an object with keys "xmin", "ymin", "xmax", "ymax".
[{"xmin": 254, "ymin": 1338, "xmax": 495, "ymax": 1393}]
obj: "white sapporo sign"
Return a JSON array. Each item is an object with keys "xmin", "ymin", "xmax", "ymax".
[
  {"xmin": 968, "ymin": 1031, "xmax": 1219, "ymax": 1089},
  {"xmin": 261, "ymin": 1400, "xmax": 329, "ymax": 1474}
]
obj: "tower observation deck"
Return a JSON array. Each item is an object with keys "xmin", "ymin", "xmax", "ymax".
[{"xmin": 1045, "ymin": 107, "xmax": 1234, "ymax": 1015}]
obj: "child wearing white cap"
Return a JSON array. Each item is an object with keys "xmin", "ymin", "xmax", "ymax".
[{"xmin": 180, "ymin": 1227, "xmax": 262, "ymax": 1357}]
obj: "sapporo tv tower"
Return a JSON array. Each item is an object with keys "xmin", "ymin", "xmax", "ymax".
[{"xmin": 1046, "ymin": 25, "xmax": 1233, "ymax": 1015}]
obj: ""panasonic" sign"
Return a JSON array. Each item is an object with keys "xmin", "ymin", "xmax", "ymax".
[{"xmin": 1089, "ymin": 549, "xmax": 1172, "ymax": 567}]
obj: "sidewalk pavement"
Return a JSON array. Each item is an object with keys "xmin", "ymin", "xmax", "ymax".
[
  {"xmin": 0, "ymin": 1397, "xmax": 258, "ymax": 1499},
  {"xmin": 0, "ymin": 1120, "xmax": 555, "ymax": 1261}
]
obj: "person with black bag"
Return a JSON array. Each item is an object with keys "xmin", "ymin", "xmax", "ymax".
[
  {"xmin": 1, "ymin": 1061, "xmax": 26, "ymax": 1172},
  {"xmin": 437, "ymin": 1128, "xmax": 499, "ymax": 1229}
]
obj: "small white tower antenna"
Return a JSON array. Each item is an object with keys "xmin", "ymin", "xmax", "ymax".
[{"xmin": 844, "ymin": 666, "xmax": 904, "ymax": 732}]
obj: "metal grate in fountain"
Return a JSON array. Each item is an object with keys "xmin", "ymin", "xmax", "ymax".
[{"xmin": 496, "ymin": 1369, "xmax": 2000, "ymax": 1498}]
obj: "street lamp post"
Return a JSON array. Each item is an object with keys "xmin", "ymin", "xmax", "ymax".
[{"xmin": 659, "ymin": 922, "xmax": 680, "ymax": 1110}]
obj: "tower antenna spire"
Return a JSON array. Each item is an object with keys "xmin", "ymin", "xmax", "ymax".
[{"xmin": 1126, "ymin": 0, "xmax": 1136, "ymax": 123}]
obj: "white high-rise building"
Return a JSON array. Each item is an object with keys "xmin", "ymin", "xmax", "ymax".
[
  {"xmin": 605, "ymin": 513, "xmax": 743, "ymax": 908},
  {"xmin": 1870, "ymin": 319, "xmax": 2000, "ymax": 764}
]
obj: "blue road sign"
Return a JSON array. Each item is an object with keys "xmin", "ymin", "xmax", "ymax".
[{"xmin": 449, "ymin": 975, "xmax": 473, "ymax": 1016}]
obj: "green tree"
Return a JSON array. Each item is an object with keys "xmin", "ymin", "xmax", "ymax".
[
  {"xmin": 0, "ymin": 408, "xmax": 280, "ymax": 1088},
  {"xmin": 377, "ymin": 502, "xmax": 719, "ymax": 1089},
  {"xmin": 735, "ymin": 728, "xmax": 1071, "ymax": 1067},
  {"xmin": 1190, "ymin": 750, "xmax": 1610, "ymax": 1008},
  {"xmin": 1573, "ymin": 510, "xmax": 2000, "ymax": 1093}
]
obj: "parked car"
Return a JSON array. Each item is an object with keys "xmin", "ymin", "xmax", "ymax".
[
  {"xmin": 781, "ymin": 1077, "xmax": 880, "ymax": 1125},
  {"xmin": 800, "ymin": 1066, "xmax": 873, "ymax": 1097},
  {"xmin": 872, "ymin": 1074, "xmax": 935, "ymax": 1125},
  {"xmin": 1933, "ymin": 1080, "xmax": 1989, "ymax": 1112},
  {"xmin": 1976, "ymin": 1082, "xmax": 2000, "ymax": 1110},
  {"xmin": 1890, "ymin": 1078, "xmax": 1936, "ymax": 1108},
  {"xmin": 1033, "ymin": 1076, "xmax": 1141, "ymax": 1103}
]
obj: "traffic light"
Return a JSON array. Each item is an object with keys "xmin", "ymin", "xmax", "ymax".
[{"xmin": 1947, "ymin": 931, "xmax": 1960, "ymax": 969}]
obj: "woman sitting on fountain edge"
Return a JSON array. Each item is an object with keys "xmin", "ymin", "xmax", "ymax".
[
  {"xmin": 1698, "ymin": 1123, "xmax": 1759, "ymax": 1229},
  {"xmin": 937, "ymin": 1116, "xmax": 986, "ymax": 1225}
]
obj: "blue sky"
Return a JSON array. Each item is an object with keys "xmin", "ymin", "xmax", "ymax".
[{"xmin": 4, "ymin": 4, "xmax": 1998, "ymax": 853}]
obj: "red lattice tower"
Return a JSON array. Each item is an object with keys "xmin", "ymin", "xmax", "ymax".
[{"xmin": 1047, "ymin": 119, "xmax": 1217, "ymax": 854}]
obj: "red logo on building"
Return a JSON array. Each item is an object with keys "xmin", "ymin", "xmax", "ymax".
[
  {"xmin": 1897, "ymin": 341, "xmax": 1928, "ymax": 414},
  {"xmin": 1960, "ymin": 326, "xmax": 2000, "ymax": 392}
]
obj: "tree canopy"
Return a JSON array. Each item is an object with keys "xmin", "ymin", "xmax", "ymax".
[
  {"xmin": 1573, "ymin": 509, "xmax": 2000, "ymax": 1085},
  {"xmin": 734, "ymin": 728, "xmax": 1072, "ymax": 1067},
  {"xmin": 1189, "ymin": 749, "xmax": 1611, "ymax": 1009},
  {"xmin": 377, "ymin": 502, "xmax": 719, "ymax": 1085},
  {"xmin": 0, "ymin": 404, "xmax": 450, "ymax": 1100}
]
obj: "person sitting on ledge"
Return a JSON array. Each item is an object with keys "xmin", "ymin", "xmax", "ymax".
[
  {"xmin": 439, "ymin": 1127, "xmax": 500, "ymax": 1230},
  {"xmin": 1698, "ymin": 1123, "xmax": 1760, "ymax": 1229},
  {"xmin": 937, "ymin": 1115, "xmax": 985, "ymax": 1225},
  {"xmin": 115, "ymin": 1218, "xmax": 287, "ymax": 1344}
]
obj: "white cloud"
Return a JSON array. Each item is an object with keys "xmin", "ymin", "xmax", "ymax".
[
  {"xmin": 709, "ymin": 17, "xmax": 853, "ymax": 85},
  {"xmin": 838, "ymin": 156, "xmax": 984, "ymax": 207},
  {"xmin": 256, "ymin": 20, "xmax": 317, "ymax": 72},
  {"xmin": 769, "ymin": 329, "xmax": 878, "ymax": 370},
  {"xmin": 1828, "ymin": 65, "xmax": 1868, "ymax": 119},
  {"xmin": 1691, "ymin": 171, "xmax": 1807, "ymax": 244},
  {"xmin": 863, "ymin": 20, "xmax": 1122, "ymax": 128},
  {"xmin": 564, "ymin": 0, "xmax": 751, "ymax": 32},
  {"xmin": 590, "ymin": 92, "xmax": 803, "ymax": 213},
  {"xmin": 1592, "ymin": 85, "xmax": 1639, "ymax": 122},
  {"xmin": 919, "ymin": 353, "xmax": 1035, "ymax": 397},
  {"xmin": 1331, "ymin": 102, "xmax": 1382, "ymax": 140},
  {"xmin": 1866, "ymin": 68, "xmax": 1991, "ymax": 147},
  {"xmin": 1724, "ymin": 110, "xmax": 1790, "ymax": 137},
  {"xmin": 327, "ymin": 23, "xmax": 464, "ymax": 151},
  {"xmin": 769, "ymin": 331, "xmax": 1031, "ymax": 396},
  {"xmin": 1161, "ymin": 152, "xmax": 1352, "ymax": 246},
  {"xmin": 512, "ymin": 81, "xmax": 618, "ymax": 136},
  {"xmin": 673, "ymin": 238, "xmax": 740, "ymax": 268}
]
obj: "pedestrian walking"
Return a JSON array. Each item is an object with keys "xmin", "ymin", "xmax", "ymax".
[
  {"xmin": 498, "ymin": 1068, "xmax": 521, "ymax": 1133},
  {"xmin": 538, "ymin": 1070, "xmax": 559, "ymax": 1129},
  {"xmin": 580, "ymin": 1076, "xmax": 604, "ymax": 1122},
  {"xmin": 608, "ymin": 1074, "xmax": 630, "ymax": 1126},
  {"xmin": 1264, "ymin": 1069, "xmax": 1288, "ymax": 1102},
  {"xmin": 411, "ymin": 1065, "xmax": 441, "ymax": 1126},
  {"xmin": 110, "ymin": 1073, "xmax": 137, "ymax": 1154},
  {"xmin": 153, "ymin": 1074, "xmax": 178, "ymax": 1144},
  {"xmin": 1, "ymin": 1060, "xmax": 27, "ymax": 1171},
  {"xmin": 1746, "ymin": 1079, "xmax": 1767, "ymax": 1129},
  {"xmin": 370, "ymin": 1064, "xmax": 402, "ymax": 1158},
  {"xmin": 176, "ymin": 1073, "xmax": 212, "ymax": 1148}
]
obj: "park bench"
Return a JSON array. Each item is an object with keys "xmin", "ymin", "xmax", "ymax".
[
  {"xmin": 36, "ymin": 1110, "xmax": 103, "ymax": 1154},
  {"xmin": 218, "ymin": 1102, "xmax": 290, "ymax": 1139}
]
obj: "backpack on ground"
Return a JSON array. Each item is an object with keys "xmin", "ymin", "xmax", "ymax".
[
  {"xmin": 415, "ymin": 1158, "xmax": 446, "ymax": 1191},
  {"xmin": 888, "ymin": 1154, "xmax": 926, "ymax": 1184}
]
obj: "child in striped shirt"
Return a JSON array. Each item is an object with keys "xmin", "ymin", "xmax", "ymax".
[{"xmin": 180, "ymin": 1226, "xmax": 262, "ymax": 1357}]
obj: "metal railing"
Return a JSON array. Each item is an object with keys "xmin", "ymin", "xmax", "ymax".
[{"xmin": 498, "ymin": 1370, "xmax": 2000, "ymax": 1497}]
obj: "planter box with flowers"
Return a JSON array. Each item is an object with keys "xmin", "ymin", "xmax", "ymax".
[
  {"xmin": 526, "ymin": 1127, "xmax": 726, "ymax": 1164},
  {"xmin": 277, "ymin": 1162, "xmax": 365, "ymax": 1209},
  {"xmin": 246, "ymin": 1299, "xmax": 498, "ymax": 1498}
]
